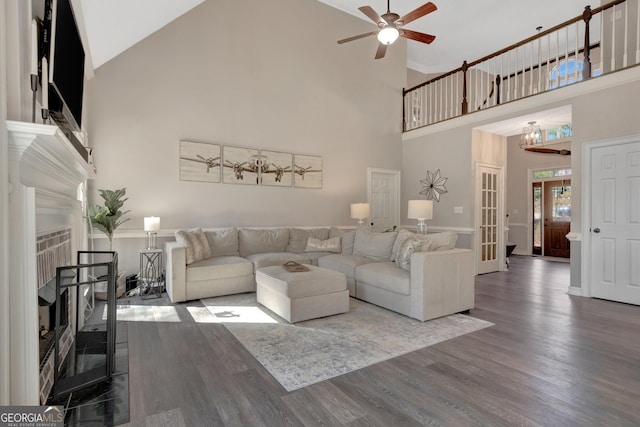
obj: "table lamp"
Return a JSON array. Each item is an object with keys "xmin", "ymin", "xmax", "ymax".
[
  {"xmin": 408, "ymin": 200, "xmax": 433, "ymax": 235},
  {"xmin": 350, "ymin": 203, "xmax": 370, "ymax": 227},
  {"xmin": 144, "ymin": 216, "xmax": 160, "ymax": 249}
]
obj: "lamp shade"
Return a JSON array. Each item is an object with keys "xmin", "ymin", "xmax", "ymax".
[
  {"xmin": 350, "ymin": 203, "xmax": 370, "ymax": 219},
  {"xmin": 144, "ymin": 216, "xmax": 160, "ymax": 232},
  {"xmin": 408, "ymin": 200, "xmax": 433, "ymax": 220}
]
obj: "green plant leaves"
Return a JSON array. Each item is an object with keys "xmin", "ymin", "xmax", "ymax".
[{"xmin": 87, "ymin": 188, "xmax": 130, "ymax": 249}]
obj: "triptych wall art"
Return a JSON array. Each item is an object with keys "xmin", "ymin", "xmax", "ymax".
[{"xmin": 179, "ymin": 140, "xmax": 322, "ymax": 189}]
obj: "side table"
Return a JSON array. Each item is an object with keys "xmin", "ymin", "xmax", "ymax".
[{"xmin": 139, "ymin": 249, "xmax": 164, "ymax": 299}]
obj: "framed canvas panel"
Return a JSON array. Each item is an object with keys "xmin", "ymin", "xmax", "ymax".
[
  {"xmin": 179, "ymin": 140, "xmax": 221, "ymax": 183},
  {"xmin": 260, "ymin": 150, "xmax": 293, "ymax": 187},
  {"xmin": 223, "ymin": 146, "xmax": 260, "ymax": 185},
  {"xmin": 294, "ymin": 154, "xmax": 323, "ymax": 189}
]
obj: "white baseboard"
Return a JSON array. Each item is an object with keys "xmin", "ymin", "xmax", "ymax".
[{"xmin": 567, "ymin": 286, "xmax": 584, "ymax": 296}]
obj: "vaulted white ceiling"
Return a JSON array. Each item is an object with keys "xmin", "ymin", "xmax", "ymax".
[
  {"xmin": 74, "ymin": 0, "xmax": 584, "ymax": 135},
  {"xmin": 77, "ymin": 0, "xmax": 205, "ymax": 69},
  {"xmin": 77, "ymin": 0, "xmax": 599, "ymax": 73}
]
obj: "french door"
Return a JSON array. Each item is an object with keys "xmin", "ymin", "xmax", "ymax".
[{"xmin": 476, "ymin": 164, "xmax": 503, "ymax": 274}]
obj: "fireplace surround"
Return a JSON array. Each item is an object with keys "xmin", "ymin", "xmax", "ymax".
[{"xmin": 7, "ymin": 121, "xmax": 94, "ymax": 404}]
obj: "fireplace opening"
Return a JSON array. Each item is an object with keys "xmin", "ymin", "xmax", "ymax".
[{"xmin": 38, "ymin": 280, "xmax": 69, "ymax": 367}]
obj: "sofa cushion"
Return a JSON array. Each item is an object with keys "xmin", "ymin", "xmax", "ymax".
[
  {"xmin": 186, "ymin": 256, "xmax": 253, "ymax": 281},
  {"xmin": 329, "ymin": 227, "xmax": 356, "ymax": 254},
  {"xmin": 205, "ymin": 228, "xmax": 239, "ymax": 257},
  {"xmin": 353, "ymin": 230, "xmax": 398, "ymax": 261},
  {"xmin": 356, "ymin": 262, "xmax": 411, "ymax": 295},
  {"xmin": 305, "ymin": 236, "xmax": 341, "ymax": 253},
  {"xmin": 418, "ymin": 231, "xmax": 458, "ymax": 251},
  {"xmin": 318, "ymin": 254, "xmax": 375, "ymax": 280},
  {"xmin": 239, "ymin": 228, "xmax": 290, "ymax": 257},
  {"xmin": 175, "ymin": 228, "xmax": 212, "ymax": 265},
  {"xmin": 286, "ymin": 228, "xmax": 330, "ymax": 253},
  {"xmin": 245, "ymin": 252, "xmax": 313, "ymax": 271}
]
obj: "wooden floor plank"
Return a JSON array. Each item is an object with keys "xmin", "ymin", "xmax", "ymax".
[{"xmin": 121, "ymin": 256, "xmax": 640, "ymax": 426}]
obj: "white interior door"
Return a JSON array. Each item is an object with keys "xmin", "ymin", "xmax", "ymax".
[
  {"xmin": 590, "ymin": 139, "xmax": 640, "ymax": 305},
  {"xmin": 367, "ymin": 168, "xmax": 400, "ymax": 231},
  {"xmin": 476, "ymin": 164, "xmax": 504, "ymax": 274}
]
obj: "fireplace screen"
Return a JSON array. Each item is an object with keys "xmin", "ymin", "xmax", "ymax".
[{"xmin": 53, "ymin": 251, "xmax": 118, "ymax": 398}]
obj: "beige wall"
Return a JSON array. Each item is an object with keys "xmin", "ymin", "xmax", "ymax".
[
  {"xmin": 86, "ymin": 0, "xmax": 406, "ymax": 242},
  {"xmin": 403, "ymin": 67, "xmax": 640, "ymax": 288},
  {"xmin": 403, "ymin": 126, "xmax": 473, "ymax": 229}
]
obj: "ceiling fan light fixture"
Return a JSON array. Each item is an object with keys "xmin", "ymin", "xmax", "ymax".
[
  {"xmin": 520, "ymin": 121, "xmax": 543, "ymax": 149},
  {"xmin": 377, "ymin": 26, "xmax": 399, "ymax": 45}
]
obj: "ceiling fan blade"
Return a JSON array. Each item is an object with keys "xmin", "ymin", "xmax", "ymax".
[
  {"xmin": 525, "ymin": 147, "xmax": 572, "ymax": 155},
  {"xmin": 337, "ymin": 31, "xmax": 377, "ymax": 44},
  {"xmin": 374, "ymin": 43, "xmax": 388, "ymax": 59},
  {"xmin": 358, "ymin": 6, "xmax": 385, "ymax": 25},
  {"xmin": 400, "ymin": 29, "xmax": 436, "ymax": 44},
  {"xmin": 398, "ymin": 2, "xmax": 437, "ymax": 26}
]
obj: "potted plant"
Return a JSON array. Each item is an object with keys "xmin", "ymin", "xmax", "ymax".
[{"xmin": 87, "ymin": 188, "xmax": 130, "ymax": 251}]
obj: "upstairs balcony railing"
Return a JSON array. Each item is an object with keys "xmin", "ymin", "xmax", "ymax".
[{"xmin": 403, "ymin": 0, "xmax": 640, "ymax": 132}]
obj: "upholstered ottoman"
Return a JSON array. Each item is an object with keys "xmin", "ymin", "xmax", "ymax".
[{"xmin": 256, "ymin": 265, "xmax": 349, "ymax": 323}]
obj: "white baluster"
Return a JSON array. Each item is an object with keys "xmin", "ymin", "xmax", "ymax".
[
  {"xmin": 445, "ymin": 75, "xmax": 449, "ymax": 119},
  {"xmin": 636, "ymin": 0, "xmax": 640, "ymax": 64},
  {"xmin": 611, "ymin": 4, "xmax": 617, "ymax": 71},
  {"xmin": 623, "ymin": 0, "xmax": 629, "ymax": 67},
  {"xmin": 556, "ymin": 30, "xmax": 560, "ymax": 88},
  {"xmin": 565, "ymin": 26, "xmax": 569, "ymax": 87},
  {"xmin": 575, "ymin": 22, "xmax": 579, "ymax": 83}
]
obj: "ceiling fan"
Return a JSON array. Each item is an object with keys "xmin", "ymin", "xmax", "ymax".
[
  {"xmin": 337, "ymin": 1, "xmax": 437, "ymax": 59},
  {"xmin": 525, "ymin": 147, "xmax": 572, "ymax": 155}
]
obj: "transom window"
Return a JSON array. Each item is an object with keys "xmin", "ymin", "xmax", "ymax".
[{"xmin": 532, "ymin": 168, "xmax": 571, "ymax": 179}]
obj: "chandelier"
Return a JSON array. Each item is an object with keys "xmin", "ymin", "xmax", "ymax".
[{"xmin": 520, "ymin": 121, "xmax": 542, "ymax": 148}]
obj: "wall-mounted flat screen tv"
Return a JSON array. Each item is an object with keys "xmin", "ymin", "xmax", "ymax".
[{"xmin": 46, "ymin": 0, "xmax": 85, "ymax": 134}]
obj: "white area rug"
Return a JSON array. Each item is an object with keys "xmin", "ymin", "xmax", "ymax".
[{"xmin": 201, "ymin": 293, "xmax": 493, "ymax": 391}]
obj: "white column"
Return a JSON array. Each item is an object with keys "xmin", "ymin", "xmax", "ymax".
[
  {"xmin": 0, "ymin": 0, "xmax": 12, "ymax": 405},
  {"xmin": 7, "ymin": 133, "xmax": 40, "ymax": 405}
]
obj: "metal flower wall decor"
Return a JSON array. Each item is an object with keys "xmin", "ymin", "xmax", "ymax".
[{"xmin": 420, "ymin": 169, "xmax": 448, "ymax": 202}]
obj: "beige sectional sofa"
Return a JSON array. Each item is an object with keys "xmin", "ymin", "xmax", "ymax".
[{"xmin": 165, "ymin": 226, "xmax": 475, "ymax": 321}]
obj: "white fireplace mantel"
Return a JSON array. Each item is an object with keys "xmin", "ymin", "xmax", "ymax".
[
  {"xmin": 7, "ymin": 121, "xmax": 94, "ymax": 195},
  {"xmin": 6, "ymin": 120, "xmax": 94, "ymax": 404}
]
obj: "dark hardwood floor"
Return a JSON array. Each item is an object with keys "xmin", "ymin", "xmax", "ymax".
[{"xmin": 120, "ymin": 256, "xmax": 640, "ymax": 426}]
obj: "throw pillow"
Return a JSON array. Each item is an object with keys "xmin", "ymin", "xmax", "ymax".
[
  {"xmin": 286, "ymin": 228, "xmax": 330, "ymax": 253},
  {"xmin": 395, "ymin": 234, "xmax": 421, "ymax": 271},
  {"xmin": 175, "ymin": 228, "xmax": 212, "ymax": 265},
  {"xmin": 391, "ymin": 229, "xmax": 415, "ymax": 262},
  {"xmin": 304, "ymin": 236, "xmax": 341, "ymax": 253}
]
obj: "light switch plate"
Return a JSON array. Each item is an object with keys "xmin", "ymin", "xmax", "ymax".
[{"xmin": 454, "ymin": 206, "xmax": 463, "ymax": 214}]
